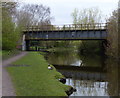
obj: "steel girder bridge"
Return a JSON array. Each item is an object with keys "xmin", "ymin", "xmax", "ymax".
[{"xmin": 22, "ymin": 23, "xmax": 108, "ymax": 51}]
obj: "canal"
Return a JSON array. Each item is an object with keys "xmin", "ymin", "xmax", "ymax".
[{"xmin": 43, "ymin": 49, "xmax": 119, "ymax": 96}]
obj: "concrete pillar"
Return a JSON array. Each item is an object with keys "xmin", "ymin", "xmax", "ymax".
[{"xmin": 22, "ymin": 34, "xmax": 26, "ymax": 51}]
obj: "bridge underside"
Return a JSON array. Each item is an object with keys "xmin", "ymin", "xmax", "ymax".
[
  {"xmin": 23, "ymin": 29, "xmax": 107, "ymax": 51},
  {"xmin": 25, "ymin": 38, "xmax": 106, "ymax": 41},
  {"xmin": 24, "ymin": 29, "xmax": 107, "ymax": 40}
]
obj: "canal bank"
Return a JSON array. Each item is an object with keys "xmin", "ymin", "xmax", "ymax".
[{"xmin": 6, "ymin": 52, "xmax": 72, "ymax": 96}]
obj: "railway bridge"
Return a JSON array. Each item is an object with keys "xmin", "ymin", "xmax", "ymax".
[{"xmin": 22, "ymin": 23, "xmax": 108, "ymax": 51}]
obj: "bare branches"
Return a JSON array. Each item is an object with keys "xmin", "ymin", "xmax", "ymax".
[
  {"xmin": 15, "ymin": 4, "xmax": 52, "ymax": 28},
  {"xmin": 2, "ymin": 2, "xmax": 18, "ymax": 15},
  {"xmin": 71, "ymin": 7, "xmax": 102, "ymax": 24}
]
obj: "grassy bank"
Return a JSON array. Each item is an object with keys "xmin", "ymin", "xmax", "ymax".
[
  {"xmin": 7, "ymin": 52, "xmax": 70, "ymax": 96},
  {"xmin": 0, "ymin": 51, "xmax": 2, "ymax": 57},
  {"xmin": 46, "ymin": 47, "xmax": 78, "ymax": 52},
  {"xmin": 2, "ymin": 50, "xmax": 20, "ymax": 60}
]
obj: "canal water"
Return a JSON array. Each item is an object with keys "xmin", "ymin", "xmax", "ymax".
[{"xmin": 43, "ymin": 49, "xmax": 119, "ymax": 96}]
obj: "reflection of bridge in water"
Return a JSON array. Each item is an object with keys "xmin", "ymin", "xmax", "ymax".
[
  {"xmin": 53, "ymin": 65, "xmax": 107, "ymax": 82},
  {"xmin": 22, "ymin": 23, "xmax": 108, "ymax": 51}
]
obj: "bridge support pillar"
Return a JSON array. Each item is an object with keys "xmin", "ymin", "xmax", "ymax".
[
  {"xmin": 22, "ymin": 34, "xmax": 30, "ymax": 51},
  {"xmin": 22, "ymin": 34, "xmax": 26, "ymax": 51},
  {"xmin": 26, "ymin": 40, "xmax": 30, "ymax": 51},
  {"xmin": 22, "ymin": 41, "xmax": 26, "ymax": 51}
]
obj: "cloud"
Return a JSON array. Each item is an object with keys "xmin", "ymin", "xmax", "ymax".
[
  {"xmin": 21, "ymin": 0, "xmax": 119, "ymax": 4},
  {"xmin": 18, "ymin": 0, "xmax": 118, "ymax": 25}
]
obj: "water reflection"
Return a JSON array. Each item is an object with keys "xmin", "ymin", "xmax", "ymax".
[
  {"xmin": 44, "ymin": 50, "xmax": 79, "ymax": 66},
  {"xmin": 44, "ymin": 50, "xmax": 103, "ymax": 67},
  {"xmin": 66, "ymin": 79, "xmax": 108, "ymax": 96},
  {"xmin": 44, "ymin": 49, "xmax": 119, "ymax": 96},
  {"xmin": 105, "ymin": 58, "xmax": 119, "ymax": 96}
]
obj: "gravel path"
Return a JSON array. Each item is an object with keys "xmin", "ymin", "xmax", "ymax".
[{"xmin": 2, "ymin": 52, "xmax": 27, "ymax": 96}]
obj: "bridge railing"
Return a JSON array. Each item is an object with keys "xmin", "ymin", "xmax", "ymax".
[{"xmin": 23, "ymin": 23, "xmax": 107, "ymax": 31}]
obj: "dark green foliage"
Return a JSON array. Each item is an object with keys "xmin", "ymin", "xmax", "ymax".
[
  {"xmin": 2, "ymin": 2, "xmax": 20, "ymax": 50},
  {"xmin": 2, "ymin": 50, "xmax": 20, "ymax": 60},
  {"xmin": 78, "ymin": 41, "xmax": 103, "ymax": 55},
  {"xmin": 53, "ymin": 41, "xmax": 72, "ymax": 48},
  {"xmin": 37, "ymin": 41, "xmax": 78, "ymax": 49}
]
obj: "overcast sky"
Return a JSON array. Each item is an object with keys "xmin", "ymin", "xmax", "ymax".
[{"xmin": 20, "ymin": 0, "xmax": 119, "ymax": 25}]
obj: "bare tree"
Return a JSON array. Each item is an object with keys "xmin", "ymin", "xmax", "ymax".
[
  {"xmin": 71, "ymin": 7, "xmax": 102, "ymax": 24},
  {"xmin": 71, "ymin": 8, "xmax": 79, "ymax": 24},
  {"xmin": 15, "ymin": 4, "xmax": 53, "ymax": 28},
  {"xmin": 2, "ymin": 2, "xmax": 18, "ymax": 15}
]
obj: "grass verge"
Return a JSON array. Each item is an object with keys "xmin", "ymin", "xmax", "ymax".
[
  {"xmin": 0, "ymin": 51, "xmax": 2, "ymax": 57},
  {"xmin": 7, "ymin": 52, "xmax": 71, "ymax": 96},
  {"xmin": 2, "ymin": 50, "xmax": 21, "ymax": 60},
  {"xmin": 47, "ymin": 47, "xmax": 77, "ymax": 52}
]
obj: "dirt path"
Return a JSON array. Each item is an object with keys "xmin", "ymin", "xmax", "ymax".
[{"xmin": 2, "ymin": 52, "xmax": 27, "ymax": 96}]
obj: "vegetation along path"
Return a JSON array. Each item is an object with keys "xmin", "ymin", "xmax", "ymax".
[{"xmin": 2, "ymin": 52, "xmax": 28, "ymax": 96}]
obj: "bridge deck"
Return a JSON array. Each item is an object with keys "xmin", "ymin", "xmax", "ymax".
[
  {"xmin": 24, "ymin": 29, "xmax": 107, "ymax": 40},
  {"xmin": 22, "ymin": 23, "xmax": 108, "ymax": 50},
  {"xmin": 23, "ymin": 23, "xmax": 108, "ymax": 40}
]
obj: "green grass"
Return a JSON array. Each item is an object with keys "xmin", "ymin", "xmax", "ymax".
[
  {"xmin": 2, "ymin": 50, "xmax": 20, "ymax": 60},
  {"xmin": 7, "ymin": 52, "xmax": 70, "ymax": 96},
  {"xmin": 47, "ymin": 47, "xmax": 77, "ymax": 52},
  {"xmin": 0, "ymin": 51, "xmax": 2, "ymax": 56}
]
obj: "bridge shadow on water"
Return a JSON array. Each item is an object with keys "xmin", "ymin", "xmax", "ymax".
[{"xmin": 43, "ymin": 49, "xmax": 119, "ymax": 96}]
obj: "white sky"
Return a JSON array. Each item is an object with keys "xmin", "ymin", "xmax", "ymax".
[{"xmin": 20, "ymin": 0, "xmax": 119, "ymax": 25}]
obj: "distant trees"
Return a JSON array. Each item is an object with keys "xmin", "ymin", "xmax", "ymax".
[
  {"xmin": 15, "ymin": 4, "xmax": 53, "ymax": 29},
  {"xmin": 71, "ymin": 7, "xmax": 102, "ymax": 24},
  {"xmin": 2, "ymin": 2, "xmax": 53, "ymax": 50},
  {"xmin": 15, "ymin": 4, "xmax": 53, "ymax": 49},
  {"xmin": 71, "ymin": 8, "xmax": 79, "ymax": 24},
  {"xmin": 71, "ymin": 7, "xmax": 103, "ymax": 55},
  {"xmin": 107, "ymin": 9, "xmax": 118, "ymax": 58},
  {"xmin": 118, "ymin": 1, "xmax": 120, "ymax": 94},
  {"xmin": 2, "ymin": 2, "xmax": 20, "ymax": 50}
]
